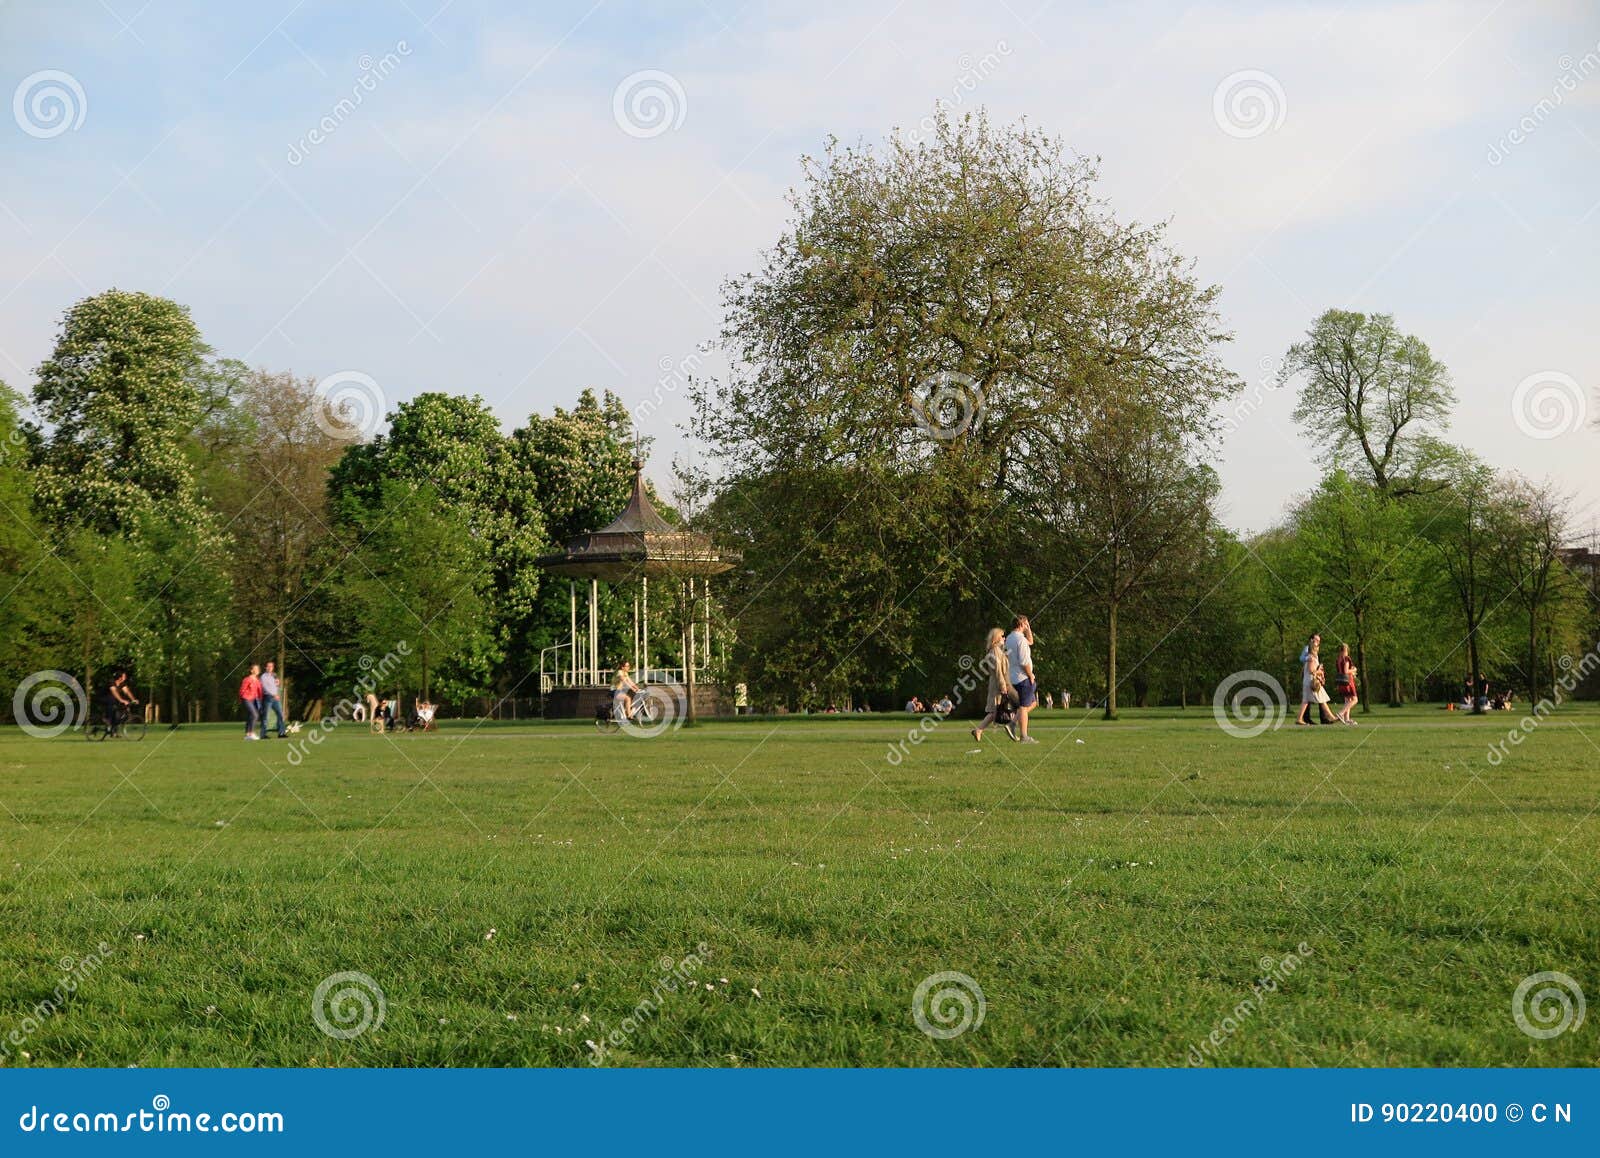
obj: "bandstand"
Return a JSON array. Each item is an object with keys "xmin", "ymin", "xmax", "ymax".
[{"xmin": 534, "ymin": 461, "xmax": 737, "ymax": 720}]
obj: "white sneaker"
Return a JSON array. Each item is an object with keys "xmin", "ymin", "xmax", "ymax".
[{"xmin": 1020, "ymin": 735, "xmax": 1040, "ymax": 744}]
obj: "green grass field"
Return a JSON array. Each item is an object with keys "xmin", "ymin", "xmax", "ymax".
[{"xmin": 1, "ymin": 705, "xmax": 1596, "ymax": 1067}]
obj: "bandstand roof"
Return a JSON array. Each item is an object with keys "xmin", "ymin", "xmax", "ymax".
[{"xmin": 534, "ymin": 461, "xmax": 738, "ymax": 581}]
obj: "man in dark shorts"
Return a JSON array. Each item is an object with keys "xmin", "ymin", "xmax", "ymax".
[
  {"xmin": 1004, "ymin": 616, "xmax": 1039, "ymax": 744},
  {"xmin": 102, "ymin": 670, "xmax": 138, "ymax": 735}
]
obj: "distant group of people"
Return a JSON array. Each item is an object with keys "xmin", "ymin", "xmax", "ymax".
[
  {"xmin": 1297, "ymin": 633, "xmax": 1360, "ymax": 726},
  {"xmin": 1460, "ymin": 676, "xmax": 1514, "ymax": 712},
  {"xmin": 357, "ymin": 693, "xmax": 436, "ymax": 731},
  {"xmin": 238, "ymin": 663, "xmax": 435, "ymax": 737}
]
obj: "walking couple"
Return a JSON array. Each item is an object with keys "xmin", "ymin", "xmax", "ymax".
[
  {"xmin": 1297, "ymin": 632, "xmax": 1359, "ymax": 726},
  {"xmin": 971, "ymin": 616, "xmax": 1040, "ymax": 744},
  {"xmin": 239, "ymin": 661, "xmax": 287, "ymax": 740}
]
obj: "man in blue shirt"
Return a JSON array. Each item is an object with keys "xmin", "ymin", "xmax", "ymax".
[{"xmin": 259, "ymin": 661, "xmax": 287, "ymax": 738}]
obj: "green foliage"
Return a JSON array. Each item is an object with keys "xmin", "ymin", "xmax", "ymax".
[
  {"xmin": 700, "ymin": 110, "xmax": 1239, "ymax": 706},
  {"xmin": 32, "ymin": 528, "xmax": 152, "ymax": 694},
  {"xmin": 340, "ymin": 480, "xmax": 495, "ymax": 699},
  {"xmin": 1281, "ymin": 309, "xmax": 1455, "ymax": 495},
  {"xmin": 329, "ymin": 392, "xmax": 545, "ymax": 659},
  {"xmin": 31, "ymin": 289, "xmax": 219, "ymax": 535},
  {"xmin": 1282, "ymin": 471, "xmax": 1415, "ymax": 708},
  {"xmin": 510, "ymin": 389, "xmax": 639, "ymax": 676}
]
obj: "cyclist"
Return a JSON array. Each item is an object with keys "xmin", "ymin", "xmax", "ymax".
[
  {"xmin": 612, "ymin": 661, "xmax": 640, "ymax": 722},
  {"xmin": 103, "ymin": 670, "xmax": 139, "ymax": 736}
]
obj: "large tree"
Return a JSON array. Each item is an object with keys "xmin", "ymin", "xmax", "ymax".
[
  {"xmin": 329, "ymin": 392, "xmax": 543, "ymax": 671},
  {"xmin": 697, "ymin": 111, "xmax": 1237, "ymax": 702},
  {"xmin": 1416, "ymin": 454, "xmax": 1502, "ymax": 709},
  {"xmin": 1485, "ymin": 476, "xmax": 1582, "ymax": 702},
  {"xmin": 216, "ymin": 370, "xmax": 348, "ymax": 714},
  {"xmin": 1280, "ymin": 309, "xmax": 1455, "ymax": 496},
  {"xmin": 31, "ymin": 290, "xmax": 219, "ymax": 535},
  {"xmin": 0, "ymin": 384, "xmax": 48, "ymax": 697},
  {"xmin": 29, "ymin": 291, "xmax": 233, "ymax": 721}
]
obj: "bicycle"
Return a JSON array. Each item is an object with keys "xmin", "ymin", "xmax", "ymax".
[
  {"xmin": 595, "ymin": 692, "xmax": 661, "ymax": 734},
  {"xmin": 86, "ymin": 701, "xmax": 147, "ymax": 742}
]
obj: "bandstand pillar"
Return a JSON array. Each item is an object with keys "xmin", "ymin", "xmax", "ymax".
[{"xmin": 589, "ymin": 577, "xmax": 599, "ymax": 685}]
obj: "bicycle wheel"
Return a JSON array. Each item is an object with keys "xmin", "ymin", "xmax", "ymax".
[
  {"xmin": 595, "ymin": 715, "xmax": 619, "ymax": 734},
  {"xmin": 85, "ymin": 721, "xmax": 106, "ymax": 741},
  {"xmin": 122, "ymin": 718, "xmax": 147, "ymax": 741}
]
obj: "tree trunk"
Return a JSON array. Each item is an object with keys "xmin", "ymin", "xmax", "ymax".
[
  {"xmin": 167, "ymin": 617, "xmax": 179, "ymax": 729},
  {"xmin": 1467, "ymin": 625, "xmax": 1482, "ymax": 714},
  {"xmin": 1528, "ymin": 610, "xmax": 1539, "ymax": 703},
  {"xmin": 1276, "ymin": 624, "xmax": 1287, "ymax": 700},
  {"xmin": 1353, "ymin": 611, "xmax": 1369, "ymax": 715},
  {"xmin": 1103, "ymin": 599, "xmax": 1118, "ymax": 720},
  {"xmin": 82, "ymin": 630, "xmax": 93, "ymax": 713},
  {"xmin": 277, "ymin": 619, "xmax": 289, "ymax": 723}
]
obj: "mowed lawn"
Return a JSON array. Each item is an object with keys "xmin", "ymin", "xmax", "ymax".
[{"xmin": 1, "ymin": 705, "xmax": 1596, "ymax": 1068}]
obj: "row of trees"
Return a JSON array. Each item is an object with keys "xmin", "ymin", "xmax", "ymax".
[
  {"xmin": 0, "ymin": 289, "xmax": 683, "ymax": 724},
  {"xmin": 690, "ymin": 114, "xmax": 1597, "ymax": 715},
  {"xmin": 3, "ymin": 111, "xmax": 1594, "ymax": 723}
]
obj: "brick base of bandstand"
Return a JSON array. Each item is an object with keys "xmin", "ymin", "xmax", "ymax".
[{"xmin": 541, "ymin": 684, "xmax": 728, "ymax": 719}]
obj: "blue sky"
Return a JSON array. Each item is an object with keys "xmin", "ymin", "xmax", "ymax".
[{"xmin": 2, "ymin": 0, "xmax": 1597, "ymax": 532}]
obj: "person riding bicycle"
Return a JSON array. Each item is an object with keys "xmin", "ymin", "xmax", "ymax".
[
  {"xmin": 612, "ymin": 661, "xmax": 640, "ymax": 721},
  {"xmin": 102, "ymin": 670, "xmax": 139, "ymax": 735}
]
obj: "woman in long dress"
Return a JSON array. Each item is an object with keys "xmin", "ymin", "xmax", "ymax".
[{"xmin": 971, "ymin": 627, "xmax": 1014, "ymax": 742}]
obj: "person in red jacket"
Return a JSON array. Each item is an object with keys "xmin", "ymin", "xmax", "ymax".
[{"xmin": 239, "ymin": 664, "xmax": 263, "ymax": 740}]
